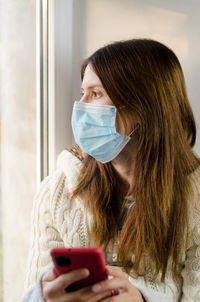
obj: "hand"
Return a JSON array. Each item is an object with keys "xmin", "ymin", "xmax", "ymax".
[
  {"xmin": 41, "ymin": 267, "xmax": 113, "ymax": 302},
  {"xmin": 91, "ymin": 266, "xmax": 145, "ymax": 301}
]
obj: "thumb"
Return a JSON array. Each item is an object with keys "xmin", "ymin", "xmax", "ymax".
[{"xmin": 42, "ymin": 267, "xmax": 58, "ymax": 282}]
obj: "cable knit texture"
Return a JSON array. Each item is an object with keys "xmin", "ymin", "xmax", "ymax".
[{"xmin": 24, "ymin": 150, "xmax": 200, "ymax": 302}]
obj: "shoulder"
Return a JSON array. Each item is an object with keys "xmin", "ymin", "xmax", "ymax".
[
  {"xmin": 56, "ymin": 149, "xmax": 82, "ymax": 171},
  {"xmin": 33, "ymin": 150, "xmax": 84, "ymax": 224},
  {"xmin": 41, "ymin": 149, "xmax": 82, "ymax": 197},
  {"xmin": 52, "ymin": 148, "xmax": 83, "ymax": 206},
  {"xmin": 56, "ymin": 149, "xmax": 82, "ymax": 187}
]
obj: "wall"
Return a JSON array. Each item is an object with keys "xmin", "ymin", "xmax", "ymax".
[{"xmin": 83, "ymin": 0, "xmax": 200, "ymax": 155}]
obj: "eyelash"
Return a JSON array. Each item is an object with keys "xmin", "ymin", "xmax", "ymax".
[{"xmin": 80, "ymin": 91, "xmax": 102, "ymax": 99}]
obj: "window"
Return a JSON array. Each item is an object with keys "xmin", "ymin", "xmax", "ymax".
[
  {"xmin": 1, "ymin": 1, "xmax": 199, "ymax": 301},
  {"xmin": 0, "ymin": 1, "xmax": 36, "ymax": 301}
]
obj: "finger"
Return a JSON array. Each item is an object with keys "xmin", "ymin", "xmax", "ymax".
[
  {"xmin": 91, "ymin": 290, "xmax": 116, "ymax": 302},
  {"xmin": 63, "ymin": 284, "xmax": 113, "ymax": 302},
  {"xmin": 42, "ymin": 268, "xmax": 57, "ymax": 282},
  {"xmin": 74, "ymin": 286, "xmax": 114, "ymax": 302},
  {"xmin": 43, "ymin": 268, "xmax": 89, "ymax": 298},
  {"xmin": 106, "ymin": 266, "xmax": 124, "ymax": 277},
  {"xmin": 94, "ymin": 280, "xmax": 145, "ymax": 302},
  {"xmin": 99, "ymin": 292, "xmax": 130, "ymax": 301},
  {"xmin": 55, "ymin": 268, "xmax": 89, "ymax": 291},
  {"xmin": 91, "ymin": 277, "xmax": 129, "ymax": 294}
]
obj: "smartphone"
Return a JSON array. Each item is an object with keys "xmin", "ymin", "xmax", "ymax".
[{"xmin": 50, "ymin": 247, "xmax": 108, "ymax": 292}]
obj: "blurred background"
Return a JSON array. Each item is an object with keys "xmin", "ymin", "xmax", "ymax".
[{"xmin": 0, "ymin": 0, "xmax": 199, "ymax": 301}]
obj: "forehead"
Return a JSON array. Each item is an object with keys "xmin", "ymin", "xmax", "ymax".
[{"xmin": 81, "ymin": 65, "xmax": 103, "ymax": 88}]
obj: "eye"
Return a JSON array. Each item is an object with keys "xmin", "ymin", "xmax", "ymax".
[{"xmin": 92, "ymin": 91, "xmax": 101, "ymax": 98}]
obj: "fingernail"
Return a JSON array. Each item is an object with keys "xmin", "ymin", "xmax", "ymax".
[
  {"xmin": 80, "ymin": 269, "xmax": 89, "ymax": 277},
  {"xmin": 92, "ymin": 284, "xmax": 102, "ymax": 292}
]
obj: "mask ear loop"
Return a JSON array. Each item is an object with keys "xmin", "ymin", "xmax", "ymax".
[{"xmin": 128, "ymin": 124, "xmax": 140, "ymax": 138}]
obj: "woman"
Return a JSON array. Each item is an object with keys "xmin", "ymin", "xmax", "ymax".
[{"xmin": 21, "ymin": 39, "xmax": 200, "ymax": 302}]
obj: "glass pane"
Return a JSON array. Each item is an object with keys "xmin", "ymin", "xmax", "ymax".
[{"xmin": 0, "ymin": 1, "xmax": 36, "ymax": 301}]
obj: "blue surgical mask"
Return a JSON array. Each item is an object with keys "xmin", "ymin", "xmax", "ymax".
[{"xmin": 71, "ymin": 101, "xmax": 133, "ymax": 163}]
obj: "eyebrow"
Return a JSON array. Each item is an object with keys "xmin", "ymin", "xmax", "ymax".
[{"xmin": 81, "ymin": 85, "xmax": 103, "ymax": 90}]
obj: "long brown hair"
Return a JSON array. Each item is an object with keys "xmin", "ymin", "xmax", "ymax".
[{"xmin": 70, "ymin": 39, "xmax": 200, "ymax": 281}]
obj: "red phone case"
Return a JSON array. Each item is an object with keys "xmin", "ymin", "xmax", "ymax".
[{"xmin": 50, "ymin": 247, "xmax": 108, "ymax": 292}]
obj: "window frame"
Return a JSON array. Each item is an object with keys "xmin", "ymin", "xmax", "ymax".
[{"xmin": 36, "ymin": 0, "xmax": 82, "ymax": 181}]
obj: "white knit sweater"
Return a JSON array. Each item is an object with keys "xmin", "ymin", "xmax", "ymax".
[{"xmin": 24, "ymin": 150, "xmax": 200, "ymax": 302}]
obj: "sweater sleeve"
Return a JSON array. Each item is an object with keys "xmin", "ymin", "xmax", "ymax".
[
  {"xmin": 24, "ymin": 170, "xmax": 67, "ymax": 290},
  {"xmin": 20, "ymin": 274, "xmax": 46, "ymax": 302}
]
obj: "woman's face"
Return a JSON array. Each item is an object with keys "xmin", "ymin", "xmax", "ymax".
[
  {"xmin": 80, "ymin": 64, "xmax": 132, "ymax": 135},
  {"xmin": 80, "ymin": 64, "xmax": 113, "ymax": 106}
]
